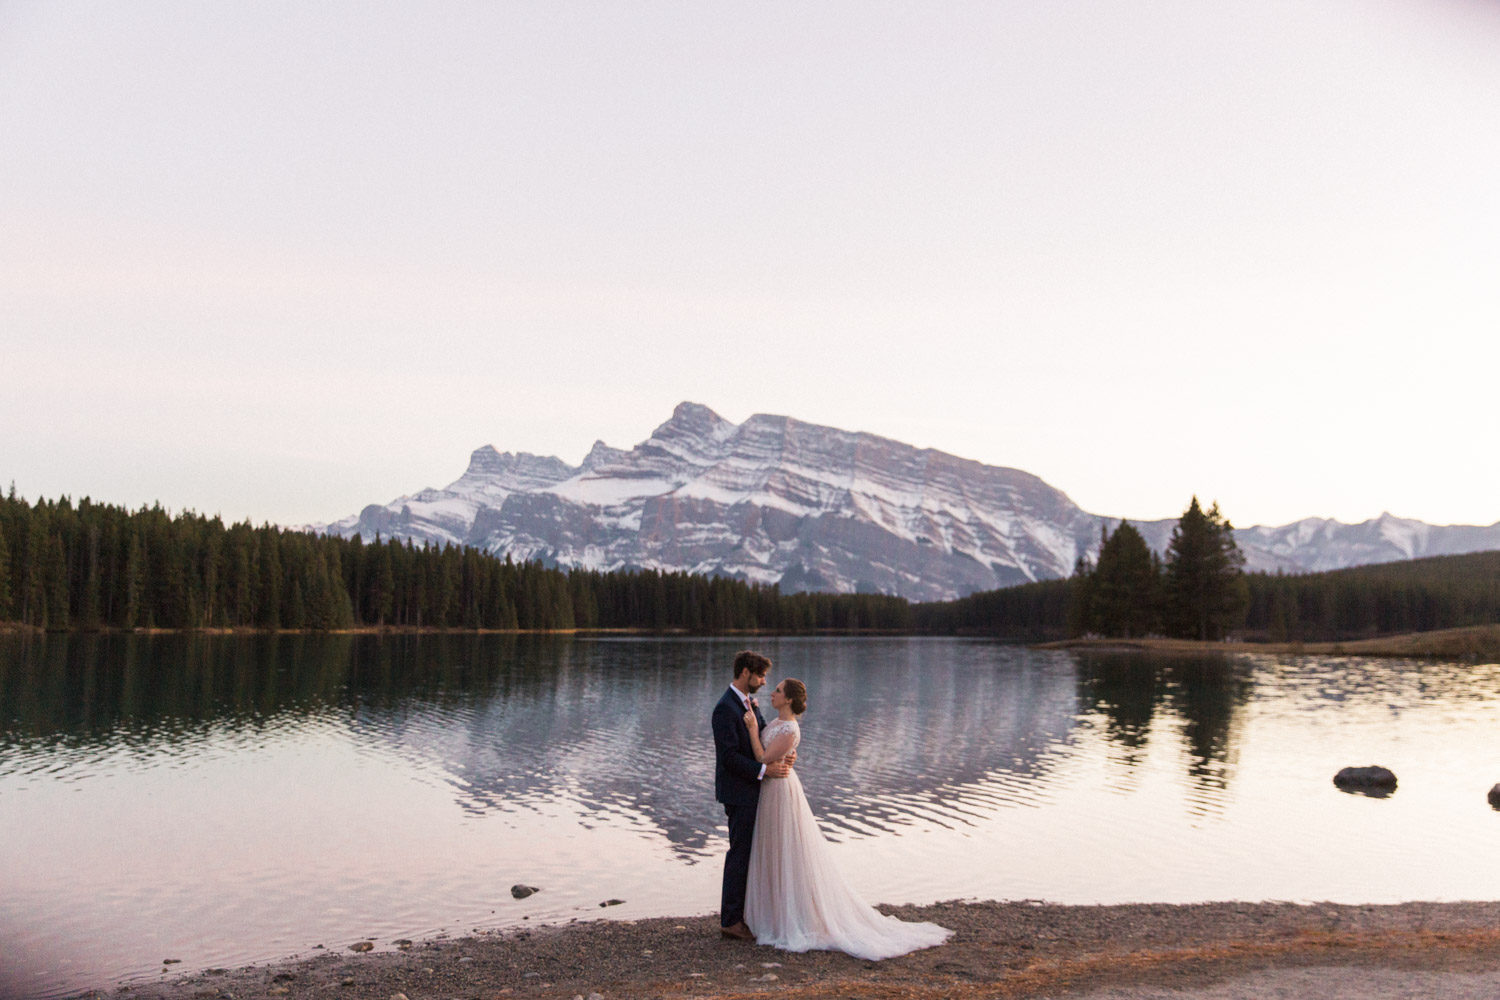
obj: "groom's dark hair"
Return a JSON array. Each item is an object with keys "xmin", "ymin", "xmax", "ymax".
[{"xmin": 732, "ymin": 650, "xmax": 772, "ymax": 679}]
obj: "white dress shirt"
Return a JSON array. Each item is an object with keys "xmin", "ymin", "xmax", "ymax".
[{"xmin": 729, "ymin": 685, "xmax": 767, "ymax": 781}]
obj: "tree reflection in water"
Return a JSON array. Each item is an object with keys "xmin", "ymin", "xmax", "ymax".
[
  {"xmin": 1, "ymin": 635, "xmax": 1087, "ymax": 859},
  {"xmin": 3, "ymin": 636, "xmax": 1261, "ymax": 851},
  {"xmin": 1073, "ymin": 650, "xmax": 1253, "ymax": 813}
]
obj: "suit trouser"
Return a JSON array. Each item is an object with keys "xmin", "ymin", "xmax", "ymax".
[{"xmin": 720, "ymin": 798, "xmax": 759, "ymax": 927}]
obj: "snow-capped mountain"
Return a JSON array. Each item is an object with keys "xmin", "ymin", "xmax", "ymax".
[
  {"xmin": 1230, "ymin": 514, "xmax": 1500, "ymax": 573},
  {"xmin": 313, "ymin": 402, "xmax": 1500, "ymax": 601},
  {"xmin": 1124, "ymin": 513, "xmax": 1500, "ymax": 575}
]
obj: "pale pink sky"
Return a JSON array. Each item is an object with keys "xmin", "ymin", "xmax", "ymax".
[{"xmin": 3, "ymin": 1, "xmax": 1498, "ymax": 528}]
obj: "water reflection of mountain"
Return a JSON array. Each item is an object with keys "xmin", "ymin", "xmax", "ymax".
[
  {"xmin": 0, "ymin": 635, "xmax": 1086, "ymax": 860},
  {"xmin": 12, "ymin": 635, "xmax": 1498, "ymax": 859},
  {"xmin": 0, "ymin": 636, "xmax": 1288, "ymax": 856},
  {"xmin": 380, "ymin": 638, "xmax": 1085, "ymax": 859}
]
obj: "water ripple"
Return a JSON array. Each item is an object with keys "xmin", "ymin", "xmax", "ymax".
[{"xmin": 10, "ymin": 636, "xmax": 1500, "ymax": 998}]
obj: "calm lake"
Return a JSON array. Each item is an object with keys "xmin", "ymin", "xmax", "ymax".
[{"xmin": 4, "ymin": 634, "xmax": 1500, "ymax": 998}]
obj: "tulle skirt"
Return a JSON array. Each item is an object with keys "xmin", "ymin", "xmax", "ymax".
[{"xmin": 743, "ymin": 771, "xmax": 952, "ymax": 961}]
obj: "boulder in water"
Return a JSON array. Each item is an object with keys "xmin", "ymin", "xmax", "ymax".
[{"xmin": 1333, "ymin": 766, "xmax": 1397, "ymax": 796}]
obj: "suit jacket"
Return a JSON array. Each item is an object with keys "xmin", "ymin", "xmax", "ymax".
[{"xmin": 713, "ymin": 686, "xmax": 765, "ymax": 806}]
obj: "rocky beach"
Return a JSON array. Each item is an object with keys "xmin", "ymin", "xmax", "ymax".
[{"xmin": 110, "ymin": 900, "xmax": 1500, "ymax": 1000}]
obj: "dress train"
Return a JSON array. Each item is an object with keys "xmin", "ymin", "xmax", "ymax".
[{"xmin": 743, "ymin": 720, "xmax": 952, "ymax": 960}]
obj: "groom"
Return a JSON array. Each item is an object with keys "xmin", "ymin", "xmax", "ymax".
[{"xmin": 713, "ymin": 649, "xmax": 795, "ymax": 941}]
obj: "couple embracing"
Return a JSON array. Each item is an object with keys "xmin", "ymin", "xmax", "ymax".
[{"xmin": 712, "ymin": 650, "xmax": 952, "ymax": 961}]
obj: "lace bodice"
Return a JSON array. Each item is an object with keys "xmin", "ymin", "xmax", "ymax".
[{"xmin": 760, "ymin": 718, "xmax": 800, "ymax": 761}]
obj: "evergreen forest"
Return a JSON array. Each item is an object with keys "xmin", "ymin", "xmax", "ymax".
[
  {"xmin": 3, "ymin": 489, "xmax": 1498, "ymax": 642},
  {"xmin": 0, "ymin": 490, "xmax": 911, "ymax": 633},
  {"xmin": 917, "ymin": 497, "xmax": 1251, "ymax": 640},
  {"xmin": 918, "ymin": 540, "xmax": 1500, "ymax": 642}
]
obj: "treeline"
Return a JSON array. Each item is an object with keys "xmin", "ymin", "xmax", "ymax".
[
  {"xmin": 917, "ymin": 496, "xmax": 1249, "ymax": 641},
  {"xmin": 918, "ymin": 511, "xmax": 1500, "ymax": 643},
  {"xmin": 5, "ymin": 489, "xmax": 1498, "ymax": 642},
  {"xmin": 1244, "ymin": 550, "xmax": 1500, "ymax": 642},
  {"xmin": 0, "ymin": 490, "xmax": 912, "ymax": 632},
  {"xmin": 913, "ymin": 578, "xmax": 1073, "ymax": 639}
]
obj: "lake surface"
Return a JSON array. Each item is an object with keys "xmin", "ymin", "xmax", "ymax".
[{"xmin": 4, "ymin": 634, "xmax": 1500, "ymax": 998}]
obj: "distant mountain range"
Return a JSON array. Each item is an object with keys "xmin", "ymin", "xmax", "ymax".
[{"xmin": 310, "ymin": 402, "xmax": 1500, "ymax": 602}]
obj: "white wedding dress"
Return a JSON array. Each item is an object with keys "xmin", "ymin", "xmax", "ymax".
[{"xmin": 743, "ymin": 719, "xmax": 953, "ymax": 960}]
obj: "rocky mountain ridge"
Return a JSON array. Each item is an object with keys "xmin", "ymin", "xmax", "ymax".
[{"xmin": 314, "ymin": 402, "xmax": 1500, "ymax": 601}]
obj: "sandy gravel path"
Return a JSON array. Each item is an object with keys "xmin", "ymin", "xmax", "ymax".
[{"xmin": 116, "ymin": 900, "xmax": 1500, "ymax": 1000}]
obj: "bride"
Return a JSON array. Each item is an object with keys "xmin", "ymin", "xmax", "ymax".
[{"xmin": 742, "ymin": 678, "xmax": 953, "ymax": 960}]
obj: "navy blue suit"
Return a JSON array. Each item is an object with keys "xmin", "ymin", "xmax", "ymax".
[{"xmin": 713, "ymin": 686, "xmax": 764, "ymax": 927}]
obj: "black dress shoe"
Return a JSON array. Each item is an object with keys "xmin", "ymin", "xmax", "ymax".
[{"xmin": 720, "ymin": 921, "xmax": 756, "ymax": 941}]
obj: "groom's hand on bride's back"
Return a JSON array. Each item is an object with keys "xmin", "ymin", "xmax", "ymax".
[{"xmin": 785, "ymin": 748, "xmax": 796, "ymax": 769}]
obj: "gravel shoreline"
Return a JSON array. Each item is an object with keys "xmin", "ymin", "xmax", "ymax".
[{"xmin": 115, "ymin": 900, "xmax": 1500, "ymax": 1000}]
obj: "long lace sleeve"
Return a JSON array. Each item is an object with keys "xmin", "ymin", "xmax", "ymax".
[{"xmin": 759, "ymin": 723, "xmax": 799, "ymax": 765}]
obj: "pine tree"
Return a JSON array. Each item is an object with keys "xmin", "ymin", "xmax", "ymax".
[
  {"xmin": 0, "ymin": 519, "xmax": 11, "ymax": 621},
  {"xmin": 650, "ymin": 571, "xmax": 668, "ymax": 631},
  {"xmin": 373, "ymin": 543, "xmax": 394, "ymax": 625},
  {"xmin": 1267, "ymin": 574, "xmax": 1294, "ymax": 641},
  {"xmin": 1064, "ymin": 551, "xmax": 1096, "ymax": 638},
  {"xmin": 80, "ymin": 527, "xmax": 102, "ymax": 628},
  {"xmin": 345, "ymin": 533, "xmax": 364, "ymax": 620},
  {"xmin": 1163, "ymin": 497, "xmax": 1249, "ymax": 641},
  {"xmin": 24, "ymin": 512, "xmax": 48, "ymax": 627},
  {"xmin": 46, "ymin": 533, "xmax": 69, "ymax": 630},
  {"xmin": 234, "ymin": 541, "xmax": 254, "ymax": 626},
  {"xmin": 123, "ymin": 532, "xmax": 143, "ymax": 628},
  {"xmin": 199, "ymin": 532, "xmax": 222, "ymax": 628},
  {"xmin": 286, "ymin": 580, "xmax": 306, "ymax": 629},
  {"xmin": 1089, "ymin": 520, "xmax": 1161, "ymax": 638},
  {"xmin": 332, "ymin": 575, "xmax": 355, "ymax": 629},
  {"xmin": 259, "ymin": 532, "xmax": 282, "ymax": 628},
  {"xmin": 304, "ymin": 551, "xmax": 331, "ymax": 628},
  {"xmin": 438, "ymin": 545, "xmax": 460, "ymax": 626}
]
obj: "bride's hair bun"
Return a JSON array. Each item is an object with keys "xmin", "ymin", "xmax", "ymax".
[{"xmin": 783, "ymin": 677, "xmax": 808, "ymax": 715}]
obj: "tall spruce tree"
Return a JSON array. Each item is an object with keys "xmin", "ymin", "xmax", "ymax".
[
  {"xmin": 259, "ymin": 532, "xmax": 282, "ymax": 628},
  {"xmin": 234, "ymin": 542, "xmax": 254, "ymax": 626},
  {"xmin": 0, "ymin": 518, "xmax": 11, "ymax": 621},
  {"xmin": 81, "ymin": 527, "xmax": 102, "ymax": 628},
  {"xmin": 304, "ymin": 551, "xmax": 331, "ymax": 628},
  {"xmin": 24, "ymin": 512, "xmax": 48, "ymax": 627},
  {"xmin": 1266, "ymin": 573, "xmax": 1297, "ymax": 641},
  {"xmin": 1163, "ymin": 497, "xmax": 1248, "ymax": 641},
  {"xmin": 1064, "ymin": 552, "xmax": 1096, "ymax": 638},
  {"xmin": 46, "ymin": 533, "xmax": 69, "ymax": 630},
  {"xmin": 373, "ymin": 543, "xmax": 395, "ymax": 625},
  {"xmin": 286, "ymin": 580, "xmax": 306, "ymax": 629},
  {"xmin": 1089, "ymin": 520, "xmax": 1162, "ymax": 638},
  {"xmin": 123, "ymin": 532, "xmax": 144, "ymax": 628}
]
